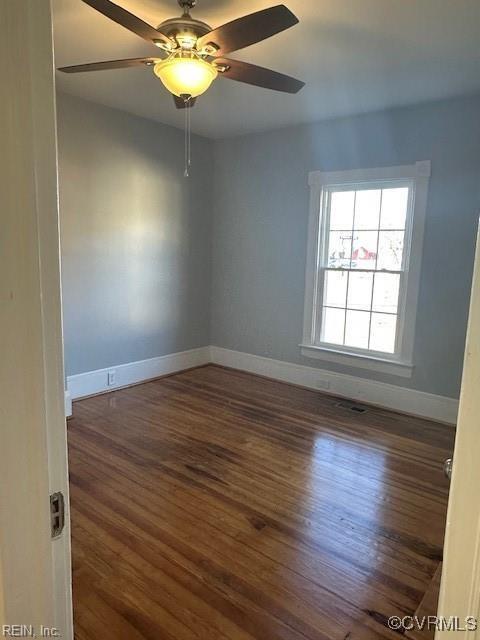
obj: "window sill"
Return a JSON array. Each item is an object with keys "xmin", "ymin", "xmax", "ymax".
[{"xmin": 299, "ymin": 344, "xmax": 414, "ymax": 378}]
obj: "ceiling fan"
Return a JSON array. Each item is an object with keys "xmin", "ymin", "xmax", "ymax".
[{"xmin": 58, "ymin": 0, "xmax": 305, "ymax": 108}]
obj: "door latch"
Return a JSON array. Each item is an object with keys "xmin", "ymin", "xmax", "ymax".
[{"xmin": 50, "ymin": 491, "xmax": 65, "ymax": 539}]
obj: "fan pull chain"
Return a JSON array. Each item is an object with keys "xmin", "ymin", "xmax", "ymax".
[
  {"xmin": 187, "ymin": 98, "xmax": 191, "ymax": 168},
  {"xmin": 184, "ymin": 96, "xmax": 192, "ymax": 178},
  {"xmin": 184, "ymin": 101, "xmax": 188, "ymax": 177}
]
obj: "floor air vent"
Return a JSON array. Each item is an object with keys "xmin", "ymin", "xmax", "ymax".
[{"xmin": 335, "ymin": 401, "xmax": 368, "ymax": 414}]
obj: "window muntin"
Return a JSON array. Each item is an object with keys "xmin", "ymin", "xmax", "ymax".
[{"xmin": 316, "ymin": 182, "xmax": 413, "ymax": 356}]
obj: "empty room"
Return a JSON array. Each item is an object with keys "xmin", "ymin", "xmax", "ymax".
[{"xmin": 2, "ymin": 1, "xmax": 480, "ymax": 639}]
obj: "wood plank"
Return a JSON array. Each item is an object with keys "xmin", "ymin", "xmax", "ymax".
[
  {"xmin": 405, "ymin": 563, "xmax": 442, "ymax": 640},
  {"xmin": 69, "ymin": 364, "xmax": 454, "ymax": 640}
]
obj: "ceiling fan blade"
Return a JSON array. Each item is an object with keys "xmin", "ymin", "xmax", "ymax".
[
  {"xmin": 58, "ymin": 57, "xmax": 159, "ymax": 73},
  {"xmin": 81, "ymin": 0, "xmax": 170, "ymax": 46},
  {"xmin": 216, "ymin": 57, "xmax": 304, "ymax": 94},
  {"xmin": 197, "ymin": 5, "xmax": 298, "ymax": 56},
  {"xmin": 173, "ymin": 96, "xmax": 197, "ymax": 109}
]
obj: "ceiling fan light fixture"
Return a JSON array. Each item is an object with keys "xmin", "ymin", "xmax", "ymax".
[{"xmin": 153, "ymin": 52, "xmax": 217, "ymax": 98}]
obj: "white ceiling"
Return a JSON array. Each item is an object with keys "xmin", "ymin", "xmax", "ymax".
[{"xmin": 53, "ymin": 0, "xmax": 480, "ymax": 138}]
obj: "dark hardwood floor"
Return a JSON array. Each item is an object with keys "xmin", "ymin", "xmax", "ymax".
[{"xmin": 68, "ymin": 364, "xmax": 454, "ymax": 640}]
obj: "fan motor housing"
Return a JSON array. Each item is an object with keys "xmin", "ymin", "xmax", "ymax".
[{"xmin": 157, "ymin": 16, "xmax": 212, "ymax": 42}]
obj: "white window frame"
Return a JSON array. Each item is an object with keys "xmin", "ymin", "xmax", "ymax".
[{"xmin": 301, "ymin": 161, "xmax": 431, "ymax": 378}]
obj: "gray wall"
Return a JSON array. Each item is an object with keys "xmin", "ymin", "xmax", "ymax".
[
  {"xmin": 58, "ymin": 92, "xmax": 480, "ymax": 399},
  {"xmin": 211, "ymin": 94, "xmax": 480, "ymax": 398},
  {"xmin": 57, "ymin": 93, "xmax": 213, "ymax": 377}
]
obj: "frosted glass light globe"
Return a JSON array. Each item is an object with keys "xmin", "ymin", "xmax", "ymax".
[{"xmin": 154, "ymin": 55, "xmax": 217, "ymax": 98}]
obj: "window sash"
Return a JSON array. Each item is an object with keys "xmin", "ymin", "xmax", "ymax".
[
  {"xmin": 314, "ymin": 269, "xmax": 408, "ymax": 355},
  {"xmin": 312, "ymin": 181, "xmax": 415, "ymax": 357}
]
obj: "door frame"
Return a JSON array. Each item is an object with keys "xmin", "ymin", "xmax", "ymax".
[
  {"xmin": 436, "ymin": 221, "xmax": 480, "ymax": 637},
  {"xmin": 0, "ymin": 0, "xmax": 72, "ymax": 636}
]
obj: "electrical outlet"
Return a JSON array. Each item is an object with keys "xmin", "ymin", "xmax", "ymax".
[
  {"xmin": 107, "ymin": 370, "xmax": 116, "ymax": 386},
  {"xmin": 316, "ymin": 378, "xmax": 330, "ymax": 391}
]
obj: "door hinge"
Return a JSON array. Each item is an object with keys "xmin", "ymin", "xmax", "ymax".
[{"xmin": 50, "ymin": 491, "xmax": 65, "ymax": 539}]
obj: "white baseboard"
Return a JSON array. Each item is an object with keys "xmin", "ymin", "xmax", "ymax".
[
  {"xmin": 66, "ymin": 344, "xmax": 458, "ymax": 425},
  {"xmin": 67, "ymin": 346, "xmax": 210, "ymax": 402},
  {"xmin": 64, "ymin": 390, "xmax": 72, "ymax": 418},
  {"xmin": 210, "ymin": 346, "xmax": 458, "ymax": 425}
]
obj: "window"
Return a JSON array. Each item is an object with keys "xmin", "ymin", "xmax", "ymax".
[{"xmin": 302, "ymin": 162, "xmax": 430, "ymax": 377}]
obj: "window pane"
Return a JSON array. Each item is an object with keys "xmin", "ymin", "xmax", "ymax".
[
  {"xmin": 351, "ymin": 231, "xmax": 378, "ymax": 269},
  {"xmin": 372, "ymin": 273, "xmax": 400, "ymax": 313},
  {"xmin": 344, "ymin": 310, "xmax": 370, "ymax": 349},
  {"xmin": 327, "ymin": 231, "xmax": 352, "ymax": 268},
  {"xmin": 347, "ymin": 272, "xmax": 373, "ymax": 311},
  {"xmin": 380, "ymin": 188, "xmax": 409, "ymax": 229},
  {"xmin": 377, "ymin": 231, "xmax": 404, "ymax": 271},
  {"xmin": 369, "ymin": 313, "xmax": 397, "ymax": 353},
  {"xmin": 318, "ymin": 181, "xmax": 412, "ymax": 358},
  {"xmin": 324, "ymin": 270, "xmax": 348, "ymax": 308},
  {"xmin": 329, "ymin": 191, "xmax": 355, "ymax": 230},
  {"xmin": 322, "ymin": 307, "xmax": 345, "ymax": 345},
  {"xmin": 354, "ymin": 189, "xmax": 381, "ymax": 230}
]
